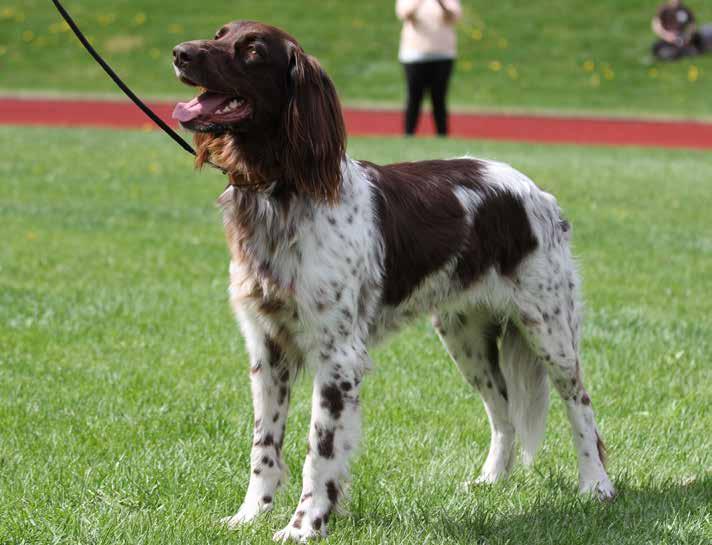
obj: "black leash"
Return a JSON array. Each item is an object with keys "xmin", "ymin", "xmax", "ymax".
[{"xmin": 51, "ymin": 0, "xmax": 226, "ymax": 175}]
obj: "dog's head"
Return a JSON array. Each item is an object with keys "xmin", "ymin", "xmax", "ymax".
[{"xmin": 172, "ymin": 21, "xmax": 345, "ymax": 203}]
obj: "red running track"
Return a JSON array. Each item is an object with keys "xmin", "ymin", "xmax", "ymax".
[{"xmin": 2, "ymin": 96, "xmax": 712, "ymax": 151}]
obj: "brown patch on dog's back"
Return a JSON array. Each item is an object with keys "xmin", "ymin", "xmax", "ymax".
[
  {"xmin": 365, "ymin": 159, "xmax": 538, "ymax": 306},
  {"xmin": 455, "ymin": 190, "xmax": 539, "ymax": 286},
  {"xmin": 365, "ymin": 159, "xmax": 476, "ymax": 306}
]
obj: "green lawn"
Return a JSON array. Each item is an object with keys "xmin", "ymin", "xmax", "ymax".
[
  {"xmin": 1, "ymin": 127, "xmax": 710, "ymax": 544},
  {"xmin": 2, "ymin": 1, "xmax": 712, "ymax": 117}
]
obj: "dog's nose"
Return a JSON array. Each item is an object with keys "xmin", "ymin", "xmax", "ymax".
[{"xmin": 173, "ymin": 43, "xmax": 196, "ymax": 67}]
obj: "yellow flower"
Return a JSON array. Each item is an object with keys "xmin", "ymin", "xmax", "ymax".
[
  {"xmin": 506, "ymin": 65, "xmax": 518, "ymax": 80},
  {"xmin": 134, "ymin": 12, "xmax": 147, "ymax": 25},
  {"xmin": 148, "ymin": 161, "xmax": 161, "ymax": 173},
  {"xmin": 688, "ymin": 65, "xmax": 699, "ymax": 82},
  {"xmin": 26, "ymin": 231, "xmax": 37, "ymax": 241},
  {"xmin": 488, "ymin": 60, "xmax": 501, "ymax": 72},
  {"xmin": 498, "ymin": 38, "xmax": 508, "ymax": 49},
  {"xmin": 149, "ymin": 48, "xmax": 161, "ymax": 60},
  {"xmin": 21, "ymin": 30, "xmax": 34, "ymax": 42},
  {"xmin": 590, "ymin": 74, "xmax": 600, "ymax": 87},
  {"xmin": 14, "ymin": 11, "xmax": 24, "ymax": 22},
  {"xmin": 168, "ymin": 23, "xmax": 184, "ymax": 34},
  {"xmin": 471, "ymin": 28, "xmax": 483, "ymax": 41},
  {"xmin": 0, "ymin": 45, "xmax": 7, "ymax": 56},
  {"xmin": 459, "ymin": 60, "xmax": 473, "ymax": 72},
  {"xmin": 0, "ymin": 7, "xmax": 15, "ymax": 18},
  {"xmin": 351, "ymin": 19, "xmax": 365, "ymax": 29},
  {"xmin": 603, "ymin": 67, "xmax": 615, "ymax": 81},
  {"xmin": 648, "ymin": 67, "xmax": 658, "ymax": 78},
  {"xmin": 582, "ymin": 60, "xmax": 595, "ymax": 72},
  {"xmin": 97, "ymin": 14, "xmax": 116, "ymax": 26}
]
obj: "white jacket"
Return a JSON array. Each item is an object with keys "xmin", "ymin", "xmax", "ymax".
[{"xmin": 396, "ymin": 0, "xmax": 462, "ymax": 62}]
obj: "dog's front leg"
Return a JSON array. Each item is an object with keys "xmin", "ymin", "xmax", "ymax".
[
  {"xmin": 224, "ymin": 311, "xmax": 298, "ymax": 528},
  {"xmin": 274, "ymin": 341, "xmax": 367, "ymax": 542}
]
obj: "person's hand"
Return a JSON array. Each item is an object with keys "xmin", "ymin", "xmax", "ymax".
[{"xmin": 435, "ymin": 0, "xmax": 457, "ymax": 23}]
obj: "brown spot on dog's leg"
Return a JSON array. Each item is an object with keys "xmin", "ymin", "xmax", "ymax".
[
  {"xmin": 292, "ymin": 510, "xmax": 305, "ymax": 529},
  {"xmin": 596, "ymin": 431, "xmax": 607, "ymax": 467},
  {"xmin": 320, "ymin": 383, "xmax": 344, "ymax": 419},
  {"xmin": 326, "ymin": 480, "xmax": 338, "ymax": 504},
  {"xmin": 316, "ymin": 425, "xmax": 335, "ymax": 458}
]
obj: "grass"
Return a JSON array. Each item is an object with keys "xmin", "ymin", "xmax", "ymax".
[
  {"xmin": 2, "ymin": 1, "xmax": 712, "ymax": 117},
  {"xmin": 1, "ymin": 126, "xmax": 711, "ymax": 544}
]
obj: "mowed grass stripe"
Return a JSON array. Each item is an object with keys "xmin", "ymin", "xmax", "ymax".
[{"xmin": 0, "ymin": 127, "xmax": 710, "ymax": 544}]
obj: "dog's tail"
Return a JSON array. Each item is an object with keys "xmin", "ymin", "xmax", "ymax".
[{"xmin": 499, "ymin": 323, "xmax": 549, "ymax": 466}]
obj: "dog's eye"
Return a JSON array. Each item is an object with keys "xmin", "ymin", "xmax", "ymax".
[
  {"xmin": 244, "ymin": 44, "xmax": 264, "ymax": 63},
  {"xmin": 214, "ymin": 27, "xmax": 228, "ymax": 40}
]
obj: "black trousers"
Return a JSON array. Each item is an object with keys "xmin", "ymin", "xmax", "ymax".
[
  {"xmin": 403, "ymin": 59, "xmax": 454, "ymax": 136},
  {"xmin": 652, "ymin": 35, "xmax": 702, "ymax": 60}
]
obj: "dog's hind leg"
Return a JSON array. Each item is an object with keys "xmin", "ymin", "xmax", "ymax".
[
  {"xmin": 513, "ymin": 254, "xmax": 615, "ymax": 500},
  {"xmin": 433, "ymin": 309, "xmax": 515, "ymax": 483}
]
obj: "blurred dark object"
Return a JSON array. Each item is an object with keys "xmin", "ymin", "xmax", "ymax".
[{"xmin": 651, "ymin": 1, "xmax": 712, "ymax": 60}]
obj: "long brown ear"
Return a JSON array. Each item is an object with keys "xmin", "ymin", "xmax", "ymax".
[{"xmin": 284, "ymin": 45, "xmax": 346, "ymax": 205}]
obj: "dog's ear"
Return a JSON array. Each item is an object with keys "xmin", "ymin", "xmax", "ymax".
[{"xmin": 283, "ymin": 43, "xmax": 346, "ymax": 205}]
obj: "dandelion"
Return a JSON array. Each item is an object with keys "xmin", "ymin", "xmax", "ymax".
[
  {"xmin": 21, "ymin": 30, "xmax": 34, "ymax": 43},
  {"xmin": 590, "ymin": 73, "xmax": 600, "ymax": 87},
  {"xmin": 14, "ymin": 11, "xmax": 24, "ymax": 22},
  {"xmin": 506, "ymin": 65, "xmax": 518, "ymax": 80},
  {"xmin": 648, "ymin": 67, "xmax": 658, "ymax": 78},
  {"xmin": 26, "ymin": 231, "xmax": 37, "ymax": 241},
  {"xmin": 0, "ymin": 45, "xmax": 7, "ymax": 55},
  {"xmin": 168, "ymin": 23, "xmax": 184, "ymax": 34},
  {"xmin": 602, "ymin": 67, "xmax": 615, "ymax": 81},
  {"xmin": 688, "ymin": 65, "xmax": 699, "ymax": 82},
  {"xmin": 459, "ymin": 60, "xmax": 473, "ymax": 72},
  {"xmin": 582, "ymin": 60, "xmax": 594, "ymax": 72},
  {"xmin": 97, "ymin": 14, "xmax": 116, "ymax": 26},
  {"xmin": 149, "ymin": 48, "xmax": 161, "ymax": 60},
  {"xmin": 0, "ymin": 7, "xmax": 15, "ymax": 18},
  {"xmin": 471, "ymin": 28, "xmax": 482, "ymax": 41},
  {"xmin": 148, "ymin": 162, "xmax": 161, "ymax": 173},
  {"xmin": 351, "ymin": 19, "xmax": 365, "ymax": 29},
  {"xmin": 488, "ymin": 60, "xmax": 501, "ymax": 72},
  {"xmin": 134, "ymin": 12, "xmax": 147, "ymax": 26},
  {"xmin": 498, "ymin": 38, "xmax": 508, "ymax": 49}
]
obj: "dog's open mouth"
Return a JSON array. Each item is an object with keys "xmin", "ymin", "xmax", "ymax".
[{"xmin": 172, "ymin": 90, "xmax": 251, "ymax": 128}]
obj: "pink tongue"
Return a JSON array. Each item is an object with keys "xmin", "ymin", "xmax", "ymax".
[{"xmin": 172, "ymin": 92, "xmax": 230, "ymax": 122}]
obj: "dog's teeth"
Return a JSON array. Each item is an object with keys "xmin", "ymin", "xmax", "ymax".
[{"xmin": 228, "ymin": 100, "xmax": 238, "ymax": 109}]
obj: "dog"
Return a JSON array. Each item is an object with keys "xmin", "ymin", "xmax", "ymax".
[{"xmin": 171, "ymin": 21, "xmax": 615, "ymax": 542}]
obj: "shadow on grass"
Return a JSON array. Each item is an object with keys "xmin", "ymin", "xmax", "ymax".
[{"xmin": 350, "ymin": 475, "xmax": 712, "ymax": 545}]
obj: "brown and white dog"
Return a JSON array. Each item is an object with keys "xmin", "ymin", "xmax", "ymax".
[{"xmin": 172, "ymin": 21, "xmax": 615, "ymax": 542}]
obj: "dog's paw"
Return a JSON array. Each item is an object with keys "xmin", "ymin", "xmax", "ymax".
[
  {"xmin": 473, "ymin": 460, "xmax": 512, "ymax": 485},
  {"xmin": 222, "ymin": 500, "xmax": 273, "ymax": 528},
  {"xmin": 273, "ymin": 523, "xmax": 325, "ymax": 543},
  {"xmin": 579, "ymin": 478, "xmax": 616, "ymax": 502},
  {"xmin": 473, "ymin": 469, "xmax": 508, "ymax": 485}
]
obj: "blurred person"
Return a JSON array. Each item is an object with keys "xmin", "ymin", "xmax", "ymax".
[
  {"xmin": 651, "ymin": 0, "xmax": 712, "ymax": 60},
  {"xmin": 397, "ymin": 0, "xmax": 462, "ymax": 136}
]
